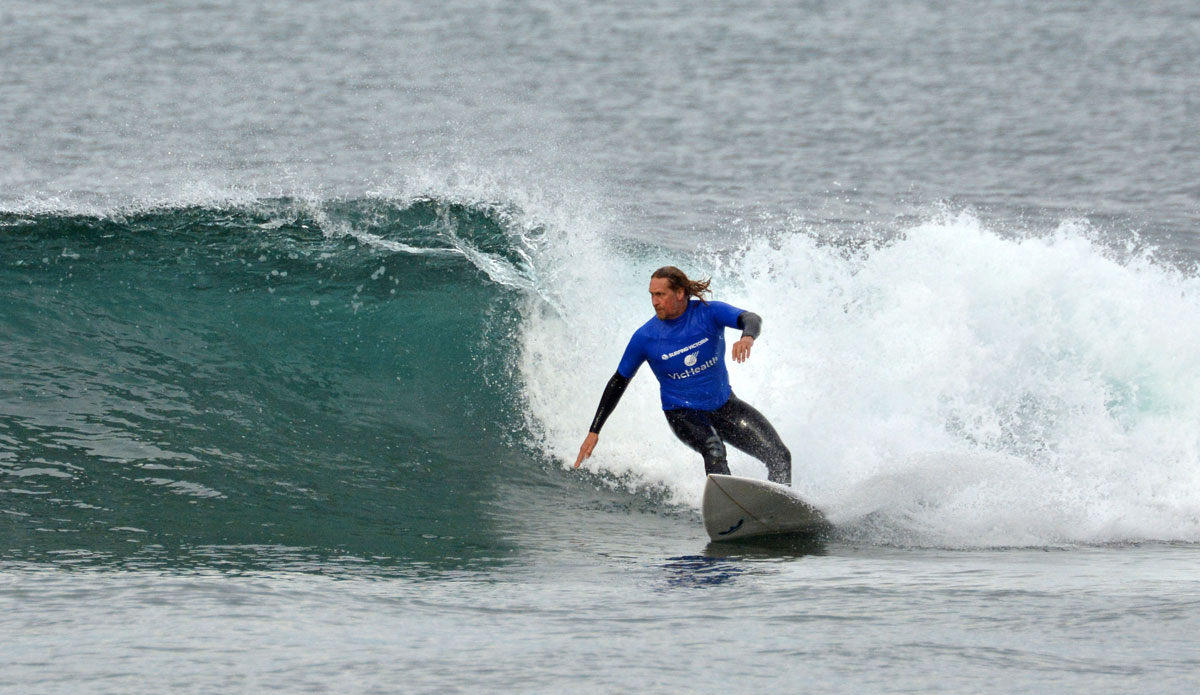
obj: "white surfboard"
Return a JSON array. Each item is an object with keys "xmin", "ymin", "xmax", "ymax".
[{"xmin": 702, "ymin": 474, "xmax": 828, "ymax": 542}]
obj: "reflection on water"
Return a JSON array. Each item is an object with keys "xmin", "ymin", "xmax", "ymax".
[
  {"xmin": 661, "ymin": 533, "xmax": 829, "ymax": 587},
  {"xmin": 661, "ymin": 555, "xmax": 746, "ymax": 588}
]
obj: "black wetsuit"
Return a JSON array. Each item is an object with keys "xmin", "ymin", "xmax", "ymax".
[{"xmin": 588, "ymin": 307, "xmax": 792, "ymax": 485}]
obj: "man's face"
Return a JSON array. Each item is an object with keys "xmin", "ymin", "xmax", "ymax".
[{"xmin": 649, "ymin": 277, "xmax": 687, "ymax": 320}]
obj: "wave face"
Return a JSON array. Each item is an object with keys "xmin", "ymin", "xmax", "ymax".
[
  {"xmin": 0, "ymin": 197, "xmax": 543, "ymax": 571},
  {"xmin": 4, "ymin": 198, "xmax": 1200, "ymax": 565}
]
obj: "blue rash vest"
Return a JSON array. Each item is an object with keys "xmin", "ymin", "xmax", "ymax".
[{"xmin": 616, "ymin": 299, "xmax": 746, "ymax": 411}]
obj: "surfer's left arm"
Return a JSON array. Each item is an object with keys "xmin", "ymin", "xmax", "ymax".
[{"xmin": 732, "ymin": 311, "xmax": 761, "ymax": 363}]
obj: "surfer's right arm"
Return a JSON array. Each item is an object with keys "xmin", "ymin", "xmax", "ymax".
[
  {"xmin": 575, "ymin": 329, "xmax": 646, "ymax": 469},
  {"xmin": 574, "ymin": 371, "xmax": 632, "ymax": 468}
]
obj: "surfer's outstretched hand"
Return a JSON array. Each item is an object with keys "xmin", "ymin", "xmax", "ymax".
[
  {"xmin": 574, "ymin": 432, "xmax": 598, "ymax": 468},
  {"xmin": 732, "ymin": 336, "xmax": 754, "ymax": 363}
]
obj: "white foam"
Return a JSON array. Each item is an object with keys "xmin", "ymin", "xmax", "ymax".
[{"xmin": 521, "ymin": 208, "xmax": 1200, "ymax": 547}]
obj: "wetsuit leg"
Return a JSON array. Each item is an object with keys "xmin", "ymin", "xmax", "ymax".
[
  {"xmin": 709, "ymin": 394, "xmax": 792, "ymax": 485},
  {"xmin": 663, "ymin": 409, "xmax": 731, "ymax": 476}
]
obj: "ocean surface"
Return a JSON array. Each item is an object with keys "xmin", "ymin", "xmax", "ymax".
[{"xmin": 3, "ymin": 1, "xmax": 1199, "ymax": 693}]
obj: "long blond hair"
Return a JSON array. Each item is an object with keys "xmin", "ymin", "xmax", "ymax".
[{"xmin": 651, "ymin": 266, "xmax": 711, "ymax": 303}]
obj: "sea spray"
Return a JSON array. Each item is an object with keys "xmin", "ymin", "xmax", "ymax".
[{"xmin": 524, "ymin": 210, "xmax": 1200, "ymax": 546}]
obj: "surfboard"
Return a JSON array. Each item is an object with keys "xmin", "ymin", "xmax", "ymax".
[{"xmin": 702, "ymin": 474, "xmax": 828, "ymax": 542}]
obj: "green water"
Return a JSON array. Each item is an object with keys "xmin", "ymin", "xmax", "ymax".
[{"xmin": 2, "ymin": 199, "xmax": 536, "ymax": 572}]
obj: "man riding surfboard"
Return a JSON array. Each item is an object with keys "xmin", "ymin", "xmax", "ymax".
[{"xmin": 574, "ymin": 266, "xmax": 792, "ymax": 485}]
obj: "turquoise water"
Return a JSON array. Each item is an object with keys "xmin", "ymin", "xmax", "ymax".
[
  {"xmin": 2, "ymin": 200, "xmax": 532, "ymax": 573},
  {"xmin": 4, "ymin": 1, "xmax": 1200, "ymax": 692}
]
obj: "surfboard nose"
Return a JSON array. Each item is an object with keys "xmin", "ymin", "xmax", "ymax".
[{"xmin": 701, "ymin": 474, "xmax": 827, "ymax": 542}]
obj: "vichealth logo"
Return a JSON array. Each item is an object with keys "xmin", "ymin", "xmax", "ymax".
[{"xmin": 665, "ymin": 354, "xmax": 719, "ymax": 380}]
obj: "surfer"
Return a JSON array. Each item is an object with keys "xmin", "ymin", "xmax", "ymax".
[{"xmin": 574, "ymin": 266, "xmax": 792, "ymax": 485}]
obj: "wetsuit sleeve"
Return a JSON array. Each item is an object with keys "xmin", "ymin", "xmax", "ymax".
[
  {"xmin": 737, "ymin": 311, "xmax": 762, "ymax": 339},
  {"xmin": 590, "ymin": 332, "xmax": 645, "ymax": 434},
  {"xmin": 588, "ymin": 371, "xmax": 631, "ymax": 434}
]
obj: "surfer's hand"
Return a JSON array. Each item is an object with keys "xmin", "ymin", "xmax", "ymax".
[
  {"xmin": 732, "ymin": 336, "xmax": 754, "ymax": 363},
  {"xmin": 574, "ymin": 432, "xmax": 598, "ymax": 468}
]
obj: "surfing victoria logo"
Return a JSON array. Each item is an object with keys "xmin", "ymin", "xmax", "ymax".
[{"xmin": 661, "ymin": 337, "xmax": 709, "ymax": 361}]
